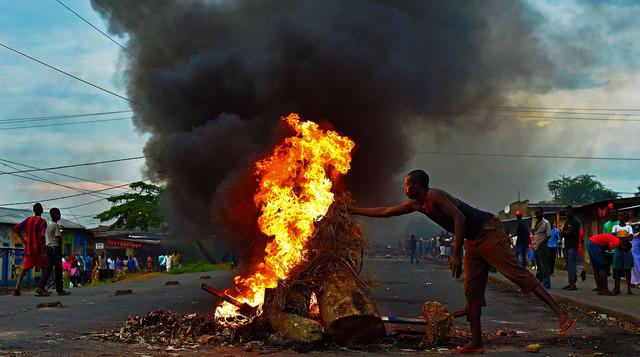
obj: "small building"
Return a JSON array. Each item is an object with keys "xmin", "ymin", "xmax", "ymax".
[
  {"xmin": 86, "ymin": 226, "xmax": 165, "ymax": 260},
  {"xmin": 0, "ymin": 207, "xmax": 86, "ymax": 289}
]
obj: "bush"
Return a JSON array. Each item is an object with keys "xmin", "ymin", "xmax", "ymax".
[{"xmin": 167, "ymin": 262, "xmax": 232, "ymax": 274}]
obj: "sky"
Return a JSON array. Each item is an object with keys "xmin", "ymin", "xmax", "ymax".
[{"xmin": 0, "ymin": 0, "xmax": 639, "ymax": 231}]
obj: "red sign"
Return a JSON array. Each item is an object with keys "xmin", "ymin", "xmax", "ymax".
[{"xmin": 107, "ymin": 240, "xmax": 141, "ymax": 249}]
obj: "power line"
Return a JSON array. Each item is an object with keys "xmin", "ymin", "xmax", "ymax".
[
  {"xmin": 414, "ymin": 150, "xmax": 640, "ymax": 161},
  {"xmin": 0, "ymin": 110, "xmax": 133, "ymax": 123},
  {"xmin": 0, "ymin": 182, "xmax": 132, "ymax": 206},
  {"xmin": 494, "ymin": 115, "xmax": 640, "ymax": 123},
  {"xmin": 0, "ymin": 155, "xmax": 148, "ymax": 176},
  {"xmin": 482, "ymin": 106, "xmax": 640, "ymax": 112},
  {"xmin": 55, "ymin": 0, "xmax": 135, "ymax": 57},
  {"xmin": 480, "ymin": 108, "xmax": 640, "ymax": 117},
  {"xmin": 0, "ymin": 42, "xmax": 140, "ymax": 106},
  {"xmin": 0, "ymin": 158, "xmax": 130, "ymax": 192},
  {"xmin": 0, "ymin": 117, "xmax": 130, "ymax": 131}
]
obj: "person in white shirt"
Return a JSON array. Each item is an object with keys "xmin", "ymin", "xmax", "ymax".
[
  {"xmin": 611, "ymin": 212, "xmax": 634, "ymax": 295},
  {"xmin": 165, "ymin": 253, "xmax": 173, "ymax": 272}
]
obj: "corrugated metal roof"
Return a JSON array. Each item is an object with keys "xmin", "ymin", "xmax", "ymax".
[{"xmin": 0, "ymin": 207, "xmax": 85, "ymax": 229}]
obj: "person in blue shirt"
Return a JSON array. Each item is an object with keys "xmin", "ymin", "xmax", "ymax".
[{"xmin": 548, "ymin": 221, "xmax": 560, "ymax": 276}]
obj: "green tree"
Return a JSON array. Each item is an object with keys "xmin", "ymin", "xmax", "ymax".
[
  {"xmin": 547, "ymin": 175, "xmax": 618, "ymax": 205},
  {"xmin": 95, "ymin": 181, "xmax": 165, "ymax": 230}
]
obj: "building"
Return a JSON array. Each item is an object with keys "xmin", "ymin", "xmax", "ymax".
[
  {"xmin": 0, "ymin": 207, "xmax": 86, "ymax": 289},
  {"xmin": 86, "ymin": 226, "xmax": 165, "ymax": 259}
]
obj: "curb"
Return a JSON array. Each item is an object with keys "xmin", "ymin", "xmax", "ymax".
[{"xmin": 487, "ymin": 274, "xmax": 640, "ymax": 326}]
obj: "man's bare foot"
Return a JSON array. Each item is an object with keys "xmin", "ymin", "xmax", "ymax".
[{"xmin": 453, "ymin": 342, "xmax": 485, "ymax": 354}]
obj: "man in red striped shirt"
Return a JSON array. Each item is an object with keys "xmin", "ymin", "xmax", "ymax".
[{"xmin": 13, "ymin": 203, "xmax": 47, "ymax": 296}]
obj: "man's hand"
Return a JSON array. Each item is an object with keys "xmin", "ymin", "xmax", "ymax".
[{"xmin": 449, "ymin": 254, "xmax": 462, "ymax": 279}]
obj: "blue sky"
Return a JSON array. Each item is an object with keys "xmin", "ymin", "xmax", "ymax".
[
  {"xmin": 0, "ymin": 0, "xmax": 147, "ymax": 227},
  {"xmin": 0, "ymin": 0, "xmax": 639, "ymax": 226}
]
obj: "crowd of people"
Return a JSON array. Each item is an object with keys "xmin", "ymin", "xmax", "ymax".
[{"xmin": 11, "ymin": 202, "xmax": 182, "ymax": 297}]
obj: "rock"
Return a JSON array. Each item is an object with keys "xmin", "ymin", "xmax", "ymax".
[
  {"xmin": 243, "ymin": 343, "xmax": 253, "ymax": 352},
  {"xmin": 421, "ymin": 301, "xmax": 453, "ymax": 346},
  {"xmin": 114, "ymin": 289, "xmax": 133, "ymax": 296},
  {"xmin": 199, "ymin": 275, "xmax": 211, "ymax": 280},
  {"xmin": 268, "ymin": 312, "xmax": 323, "ymax": 343},
  {"xmin": 593, "ymin": 353, "xmax": 604, "ymax": 357},
  {"xmin": 526, "ymin": 343, "xmax": 541, "ymax": 353},
  {"xmin": 165, "ymin": 281, "xmax": 179, "ymax": 286},
  {"xmin": 36, "ymin": 301, "xmax": 62, "ymax": 308}
]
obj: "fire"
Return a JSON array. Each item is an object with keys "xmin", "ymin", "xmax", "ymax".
[{"xmin": 214, "ymin": 113, "xmax": 355, "ymax": 325}]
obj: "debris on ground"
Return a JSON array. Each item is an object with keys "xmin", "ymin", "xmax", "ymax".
[
  {"xmin": 114, "ymin": 289, "xmax": 133, "ymax": 296},
  {"xmin": 165, "ymin": 281, "xmax": 179, "ymax": 286},
  {"xmin": 36, "ymin": 301, "xmax": 62, "ymax": 308},
  {"xmin": 526, "ymin": 343, "xmax": 541, "ymax": 353}
]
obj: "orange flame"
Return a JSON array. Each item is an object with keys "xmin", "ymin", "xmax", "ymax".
[{"xmin": 214, "ymin": 113, "xmax": 355, "ymax": 325}]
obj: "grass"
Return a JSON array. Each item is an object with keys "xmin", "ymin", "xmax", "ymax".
[{"xmin": 167, "ymin": 262, "xmax": 232, "ymax": 274}]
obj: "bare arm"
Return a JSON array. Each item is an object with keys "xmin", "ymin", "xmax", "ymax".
[
  {"xmin": 349, "ymin": 200, "xmax": 419, "ymax": 218},
  {"xmin": 433, "ymin": 194, "xmax": 466, "ymax": 260}
]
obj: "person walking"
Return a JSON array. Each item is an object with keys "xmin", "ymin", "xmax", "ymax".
[
  {"xmin": 514, "ymin": 211, "xmax": 530, "ymax": 268},
  {"xmin": 532, "ymin": 208, "xmax": 552, "ymax": 289},
  {"xmin": 13, "ymin": 203, "xmax": 47, "ymax": 296},
  {"xmin": 35, "ymin": 208, "xmax": 69, "ymax": 296},
  {"xmin": 409, "ymin": 234, "xmax": 419, "ymax": 264},
  {"xmin": 165, "ymin": 253, "xmax": 173, "ymax": 272}
]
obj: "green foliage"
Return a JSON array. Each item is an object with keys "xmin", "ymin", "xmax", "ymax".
[
  {"xmin": 95, "ymin": 181, "xmax": 165, "ymax": 231},
  {"xmin": 167, "ymin": 262, "xmax": 232, "ymax": 274},
  {"xmin": 547, "ymin": 174, "xmax": 618, "ymax": 205}
]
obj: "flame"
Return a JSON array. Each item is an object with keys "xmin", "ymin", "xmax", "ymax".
[{"xmin": 214, "ymin": 113, "xmax": 355, "ymax": 325}]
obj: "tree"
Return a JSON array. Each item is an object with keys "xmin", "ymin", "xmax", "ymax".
[
  {"xmin": 547, "ymin": 175, "xmax": 618, "ymax": 205},
  {"xmin": 95, "ymin": 181, "xmax": 165, "ymax": 231}
]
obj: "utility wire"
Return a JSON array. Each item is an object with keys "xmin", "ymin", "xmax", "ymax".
[
  {"xmin": 0, "ymin": 117, "xmax": 130, "ymax": 131},
  {"xmin": 55, "ymin": 0, "xmax": 135, "ymax": 57},
  {"xmin": 0, "ymin": 110, "xmax": 133, "ymax": 123},
  {"xmin": 479, "ymin": 108, "xmax": 640, "ymax": 117},
  {"xmin": 414, "ymin": 151, "xmax": 640, "ymax": 161},
  {"xmin": 0, "ymin": 158, "xmax": 130, "ymax": 192},
  {"xmin": 481, "ymin": 106, "xmax": 640, "ymax": 112},
  {"xmin": 491, "ymin": 115, "xmax": 640, "ymax": 123},
  {"xmin": 0, "ymin": 155, "xmax": 148, "ymax": 176},
  {"xmin": 0, "ymin": 182, "xmax": 132, "ymax": 206},
  {"xmin": 0, "ymin": 42, "xmax": 140, "ymax": 106}
]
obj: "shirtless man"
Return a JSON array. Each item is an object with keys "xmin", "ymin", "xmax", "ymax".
[{"xmin": 349, "ymin": 169, "xmax": 575, "ymax": 354}]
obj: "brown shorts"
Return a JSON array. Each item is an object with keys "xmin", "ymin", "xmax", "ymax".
[{"xmin": 464, "ymin": 218, "xmax": 540, "ymax": 310}]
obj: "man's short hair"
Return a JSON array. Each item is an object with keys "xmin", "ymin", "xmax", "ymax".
[
  {"xmin": 50, "ymin": 207, "xmax": 60, "ymax": 217},
  {"xmin": 33, "ymin": 202, "xmax": 43, "ymax": 215},
  {"xmin": 535, "ymin": 207, "xmax": 544, "ymax": 214},
  {"xmin": 407, "ymin": 169, "xmax": 430, "ymax": 187}
]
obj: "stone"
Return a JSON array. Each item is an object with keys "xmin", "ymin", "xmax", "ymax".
[
  {"xmin": 526, "ymin": 343, "xmax": 541, "ymax": 353},
  {"xmin": 165, "ymin": 281, "xmax": 179, "ymax": 286},
  {"xmin": 421, "ymin": 301, "xmax": 453, "ymax": 346},
  {"xmin": 36, "ymin": 301, "xmax": 62, "ymax": 308}
]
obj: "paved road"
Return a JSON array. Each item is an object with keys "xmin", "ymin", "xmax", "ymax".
[{"xmin": 1, "ymin": 259, "xmax": 638, "ymax": 356}]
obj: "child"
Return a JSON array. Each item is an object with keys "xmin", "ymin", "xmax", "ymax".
[
  {"xmin": 612, "ymin": 212, "xmax": 634, "ymax": 295},
  {"xmin": 13, "ymin": 203, "xmax": 47, "ymax": 296}
]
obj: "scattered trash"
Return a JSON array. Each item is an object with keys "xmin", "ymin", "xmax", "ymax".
[
  {"xmin": 36, "ymin": 301, "xmax": 62, "ymax": 308},
  {"xmin": 526, "ymin": 343, "xmax": 541, "ymax": 353},
  {"xmin": 114, "ymin": 289, "xmax": 133, "ymax": 296},
  {"xmin": 598, "ymin": 314, "xmax": 607, "ymax": 320}
]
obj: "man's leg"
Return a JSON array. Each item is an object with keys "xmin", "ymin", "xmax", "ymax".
[
  {"xmin": 54, "ymin": 247, "xmax": 63, "ymax": 293},
  {"xmin": 626, "ymin": 270, "xmax": 633, "ymax": 294},
  {"xmin": 613, "ymin": 269, "xmax": 621, "ymax": 295},
  {"xmin": 37, "ymin": 247, "xmax": 55, "ymax": 293},
  {"xmin": 462, "ymin": 240, "xmax": 489, "ymax": 350},
  {"xmin": 548, "ymin": 248, "xmax": 557, "ymax": 275},
  {"xmin": 478, "ymin": 226, "xmax": 571, "ymax": 331},
  {"xmin": 13, "ymin": 268, "xmax": 27, "ymax": 295}
]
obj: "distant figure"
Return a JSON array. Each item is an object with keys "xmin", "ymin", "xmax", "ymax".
[
  {"xmin": 36, "ymin": 207, "xmax": 68, "ymax": 296},
  {"xmin": 13, "ymin": 203, "xmax": 47, "ymax": 296},
  {"xmin": 98, "ymin": 253, "xmax": 107, "ymax": 280},
  {"xmin": 601, "ymin": 209, "xmax": 619, "ymax": 287},
  {"xmin": 116, "ymin": 257, "xmax": 123, "ymax": 271},
  {"xmin": 561, "ymin": 205, "xmax": 581, "ymax": 290},
  {"xmin": 611, "ymin": 212, "xmax": 634, "ymax": 295},
  {"xmin": 631, "ymin": 230, "xmax": 640, "ymax": 287},
  {"xmin": 165, "ymin": 253, "xmax": 173, "ymax": 272},
  {"xmin": 147, "ymin": 256, "xmax": 153, "ymax": 271},
  {"xmin": 548, "ymin": 221, "xmax": 559, "ymax": 276},
  {"xmin": 587, "ymin": 233, "xmax": 620, "ymax": 295},
  {"xmin": 107, "ymin": 256, "xmax": 115, "ymax": 279},
  {"xmin": 532, "ymin": 208, "xmax": 552, "ymax": 289},
  {"xmin": 514, "ymin": 211, "xmax": 531, "ymax": 268},
  {"xmin": 158, "ymin": 254, "xmax": 166, "ymax": 272},
  {"xmin": 409, "ymin": 235, "xmax": 419, "ymax": 264}
]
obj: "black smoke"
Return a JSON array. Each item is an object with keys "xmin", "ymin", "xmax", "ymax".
[{"xmin": 91, "ymin": 0, "xmax": 569, "ymax": 249}]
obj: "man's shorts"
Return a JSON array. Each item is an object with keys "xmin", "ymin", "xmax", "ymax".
[
  {"xmin": 22, "ymin": 254, "xmax": 45, "ymax": 270},
  {"xmin": 464, "ymin": 218, "xmax": 540, "ymax": 311}
]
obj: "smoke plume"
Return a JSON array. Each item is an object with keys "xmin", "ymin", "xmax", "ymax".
[{"xmin": 92, "ymin": 0, "xmax": 574, "ymax": 248}]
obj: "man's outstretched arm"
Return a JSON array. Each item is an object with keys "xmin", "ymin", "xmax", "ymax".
[{"xmin": 349, "ymin": 200, "xmax": 419, "ymax": 218}]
